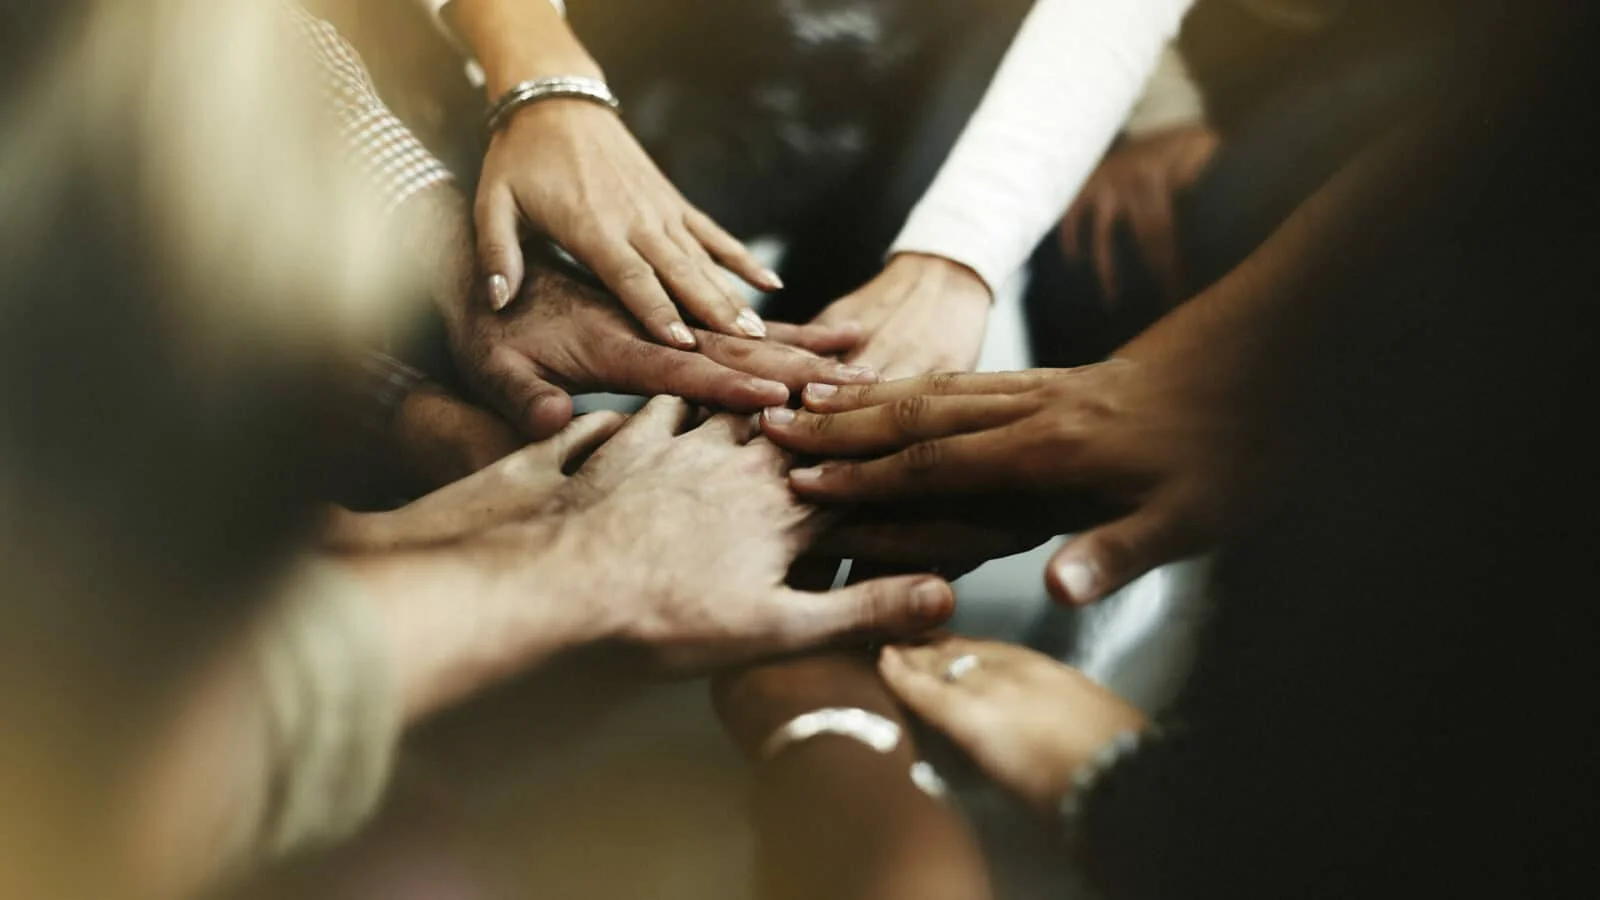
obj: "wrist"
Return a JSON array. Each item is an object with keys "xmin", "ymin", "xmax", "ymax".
[
  {"xmin": 449, "ymin": 0, "xmax": 603, "ymax": 96},
  {"xmin": 338, "ymin": 521, "xmax": 602, "ymax": 721},
  {"xmin": 886, "ymin": 252, "xmax": 993, "ymax": 306},
  {"xmin": 713, "ymin": 653, "xmax": 901, "ymax": 758}
]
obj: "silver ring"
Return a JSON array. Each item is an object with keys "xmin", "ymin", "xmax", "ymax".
[{"xmin": 943, "ymin": 653, "xmax": 980, "ymax": 683}]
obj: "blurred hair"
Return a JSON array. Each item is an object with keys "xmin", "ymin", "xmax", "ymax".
[{"xmin": 0, "ymin": 0, "xmax": 399, "ymax": 892}]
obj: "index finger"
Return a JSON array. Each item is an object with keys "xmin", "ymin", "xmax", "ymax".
[
  {"xmin": 801, "ymin": 370, "xmax": 1048, "ymax": 413},
  {"xmin": 604, "ymin": 339, "xmax": 791, "ymax": 410},
  {"xmin": 788, "ymin": 424, "xmax": 1036, "ymax": 501},
  {"xmin": 761, "ymin": 393, "xmax": 1031, "ymax": 457}
]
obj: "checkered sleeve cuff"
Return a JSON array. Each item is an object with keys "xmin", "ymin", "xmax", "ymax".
[{"xmin": 283, "ymin": 3, "xmax": 455, "ymax": 217}]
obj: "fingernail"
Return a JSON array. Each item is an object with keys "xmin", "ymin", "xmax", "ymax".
[
  {"xmin": 737, "ymin": 309, "xmax": 768, "ymax": 338},
  {"xmin": 790, "ymin": 466, "xmax": 826, "ymax": 486},
  {"xmin": 487, "ymin": 274, "xmax": 511, "ymax": 311},
  {"xmin": 1053, "ymin": 559, "xmax": 1097, "ymax": 604},
  {"xmin": 763, "ymin": 406, "xmax": 795, "ymax": 426},
  {"xmin": 804, "ymin": 382, "xmax": 838, "ymax": 401},
  {"xmin": 835, "ymin": 364, "xmax": 877, "ymax": 383},
  {"xmin": 749, "ymin": 379, "xmax": 788, "ymax": 402},
  {"xmin": 760, "ymin": 268, "xmax": 785, "ymax": 291},
  {"xmin": 669, "ymin": 323, "xmax": 697, "ymax": 348},
  {"xmin": 912, "ymin": 580, "xmax": 950, "ymax": 619}
]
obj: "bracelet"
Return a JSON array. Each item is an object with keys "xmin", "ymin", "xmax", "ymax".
[
  {"xmin": 484, "ymin": 76, "xmax": 620, "ymax": 136},
  {"xmin": 760, "ymin": 707, "xmax": 902, "ymax": 761},
  {"xmin": 1058, "ymin": 726, "xmax": 1167, "ymax": 847}
]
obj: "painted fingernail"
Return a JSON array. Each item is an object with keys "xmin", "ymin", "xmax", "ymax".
[
  {"xmin": 487, "ymin": 274, "xmax": 511, "ymax": 311},
  {"xmin": 790, "ymin": 466, "xmax": 826, "ymax": 486},
  {"xmin": 804, "ymin": 382, "xmax": 838, "ymax": 401},
  {"xmin": 835, "ymin": 364, "xmax": 877, "ymax": 383},
  {"xmin": 760, "ymin": 268, "xmax": 785, "ymax": 291},
  {"xmin": 669, "ymin": 322, "xmax": 697, "ymax": 347},
  {"xmin": 763, "ymin": 406, "xmax": 795, "ymax": 426},
  {"xmin": 912, "ymin": 580, "xmax": 951, "ymax": 619},
  {"xmin": 737, "ymin": 308, "xmax": 768, "ymax": 338},
  {"xmin": 1053, "ymin": 559, "xmax": 1097, "ymax": 604}
]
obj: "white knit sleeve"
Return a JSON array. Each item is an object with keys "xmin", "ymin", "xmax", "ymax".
[{"xmin": 890, "ymin": 0, "xmax": 1195, "ymax": 293}]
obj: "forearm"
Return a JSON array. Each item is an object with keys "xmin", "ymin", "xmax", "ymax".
[
  {"xmin": 444, "ymin": 0, "xmax": 602, "ymax": 95},
  {"xmin": 338, "ymin": 527, "xmax": 604, "ymax": 723},
  {"xmin": 1115, "ymin": 110, "xmax": 1491, "ymax": 402},
  {"xmin": 719, "ymin": 654, "xmax": 992, "ymax": 900}
]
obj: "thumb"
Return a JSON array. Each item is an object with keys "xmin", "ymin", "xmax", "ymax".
[
  {"xmin": 475, "ymin": 186, "xmax": 525, "ymax": 311},
  {"xmin": 1046, "ymin": 506, "xmax": 1198, "ymax": 606},
  {"xmin": 479, "ymin": 351, "xmax": 575, "ymax": 440},
  {"xmin": 773, "ymin": 576, "xmax": 955, "ymax": 651}
]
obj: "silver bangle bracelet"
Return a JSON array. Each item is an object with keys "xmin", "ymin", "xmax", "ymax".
[
  {"xmin": 484, "ymin": 76, "xmax": 620, "ymax": 136},
  {"xmin": 760, "ymin": 707, "xmax": 902, "ymax": 760}
]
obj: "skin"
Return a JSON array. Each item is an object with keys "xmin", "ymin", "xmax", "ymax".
[
  {"xmin": 1061, "ymin": 124, "xmax": 1220, "ymax": 304},
  {"xmin": 371, "ymin": 383, "xmax": 527, "ymax": 498},
  {"xmin": 135, "ymin": 399, "xmax": 960, "ymax": 894},
  {"xmin": 447, "ymin": 0, "xmax": 779, "ymax": 342},
  {"xmin": 338, "ymin": 396, "xmax": 960, "ymax": 720},
  {"xmin": 411, "ymin": 185, "xmax": 875, "ymax": 440},
  {"xmin": 759, "ymin": 128, "xmax": 1437, "ymax": 606},
  {"xmin": 713, "ymin": 653, "xmax": 994, "ymax": 900},
  {"xmin": 811, "ymin": 253, "xmax": 994, "ymax": 380},
  {"xmin": 878, "ymin": 636, "xmax": 1146, "ymax": 812},
  {"xmin": 760, "ymin": 360, "xmax": 1267, "ymax": 607},
  {"xmin": 444, "ymin": 253, "xmax": 876, "ymax": 438}
]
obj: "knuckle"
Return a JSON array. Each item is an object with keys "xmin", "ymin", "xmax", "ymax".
[
  {"xmin": 901, "ymin": 440, "xmax": 944, "ymax": 474},
  {"xmin": 613, "ymin": 261, "xmax": 657, "ymax": 286},
  {"xmin": 802, "ymin": 411, "xmax": 834, "ymax": 438},
  {"xmin": 888, "ymin": 395, "xmax": 930, "ymax": 435},
  {"xmin": 928, "ymin": 372, "xmax": 960, "ymax": 395}
]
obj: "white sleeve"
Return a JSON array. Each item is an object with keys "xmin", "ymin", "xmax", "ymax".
[{"xmin": 890, "ymin": 0, "xmax": 1196, "ymax": 293}]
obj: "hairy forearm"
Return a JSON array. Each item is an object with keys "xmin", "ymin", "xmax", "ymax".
[
  {"xmin": 339, "ymin": 527, "xmax": 604, "ymax": 723},
  {"xmin": 445, "ymin": 0, "xmax": 603, "ymax": 94},
  {"xmin": 394, "ymin": 182, "xmax": 476, "ymax": 324}
]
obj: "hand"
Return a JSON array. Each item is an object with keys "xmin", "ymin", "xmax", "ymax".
[
  {"xmin": 546, "ymin": 396, "xmax": 957, "ymax": 672},
  {"xmin": 476, "ymin": 100, "xmax": 782, "ymax": 344},
  {"xmin": 878, "ymin": 636, "xmax": 1146, "ymax": 811},
  {"xmin": 762, "ymin": 361, "xmax": 1276, "ymax": 606},
  {"xmin": 813, "ymin": 253, "xmax": 992, "ymax": 379},
  {"xmin": 380, "ymin": 384, "xmax": 526, "ymax": 498},
  {"xmin": 445, "ymin": 250, "xmax": 876, "ymax": 438},
  {"xmin": 1061, "ymin": 124, "xmax": 1219, "ymax": 304},
  {"xmin": 325, "ymin": 412, "xmax": 625, "ymax": 552}
]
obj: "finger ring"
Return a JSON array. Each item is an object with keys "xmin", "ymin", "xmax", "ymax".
[{"xmin": 943, "ymin": 654, "xmax": 980, "ymax": 683}]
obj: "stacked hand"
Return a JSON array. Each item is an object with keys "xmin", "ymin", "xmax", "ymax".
[
  {"xmin": 477, "ymin": 101, "xmax": 782, "ymax": 343},
  {"xmin": 879, "ymin": 636, "xmax": 1145, "ymax": 811},
  {"xmin": 347, "ymin": 397, "xmax": 957, "ymax": 679},
  {"xmin": 761, "ymin": 358, "xmax": 1271, "ymax": 606},
  {"xmin": 446, "ymin": 249, "xmax": 878, "ymax": 439},
  {"xmin": 543, "ymin": 397, "xmax": 957, "ymax": 672},
  {"xmin": 811, "ymin": 253, "xmax": 993, "ymax": 379}
]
